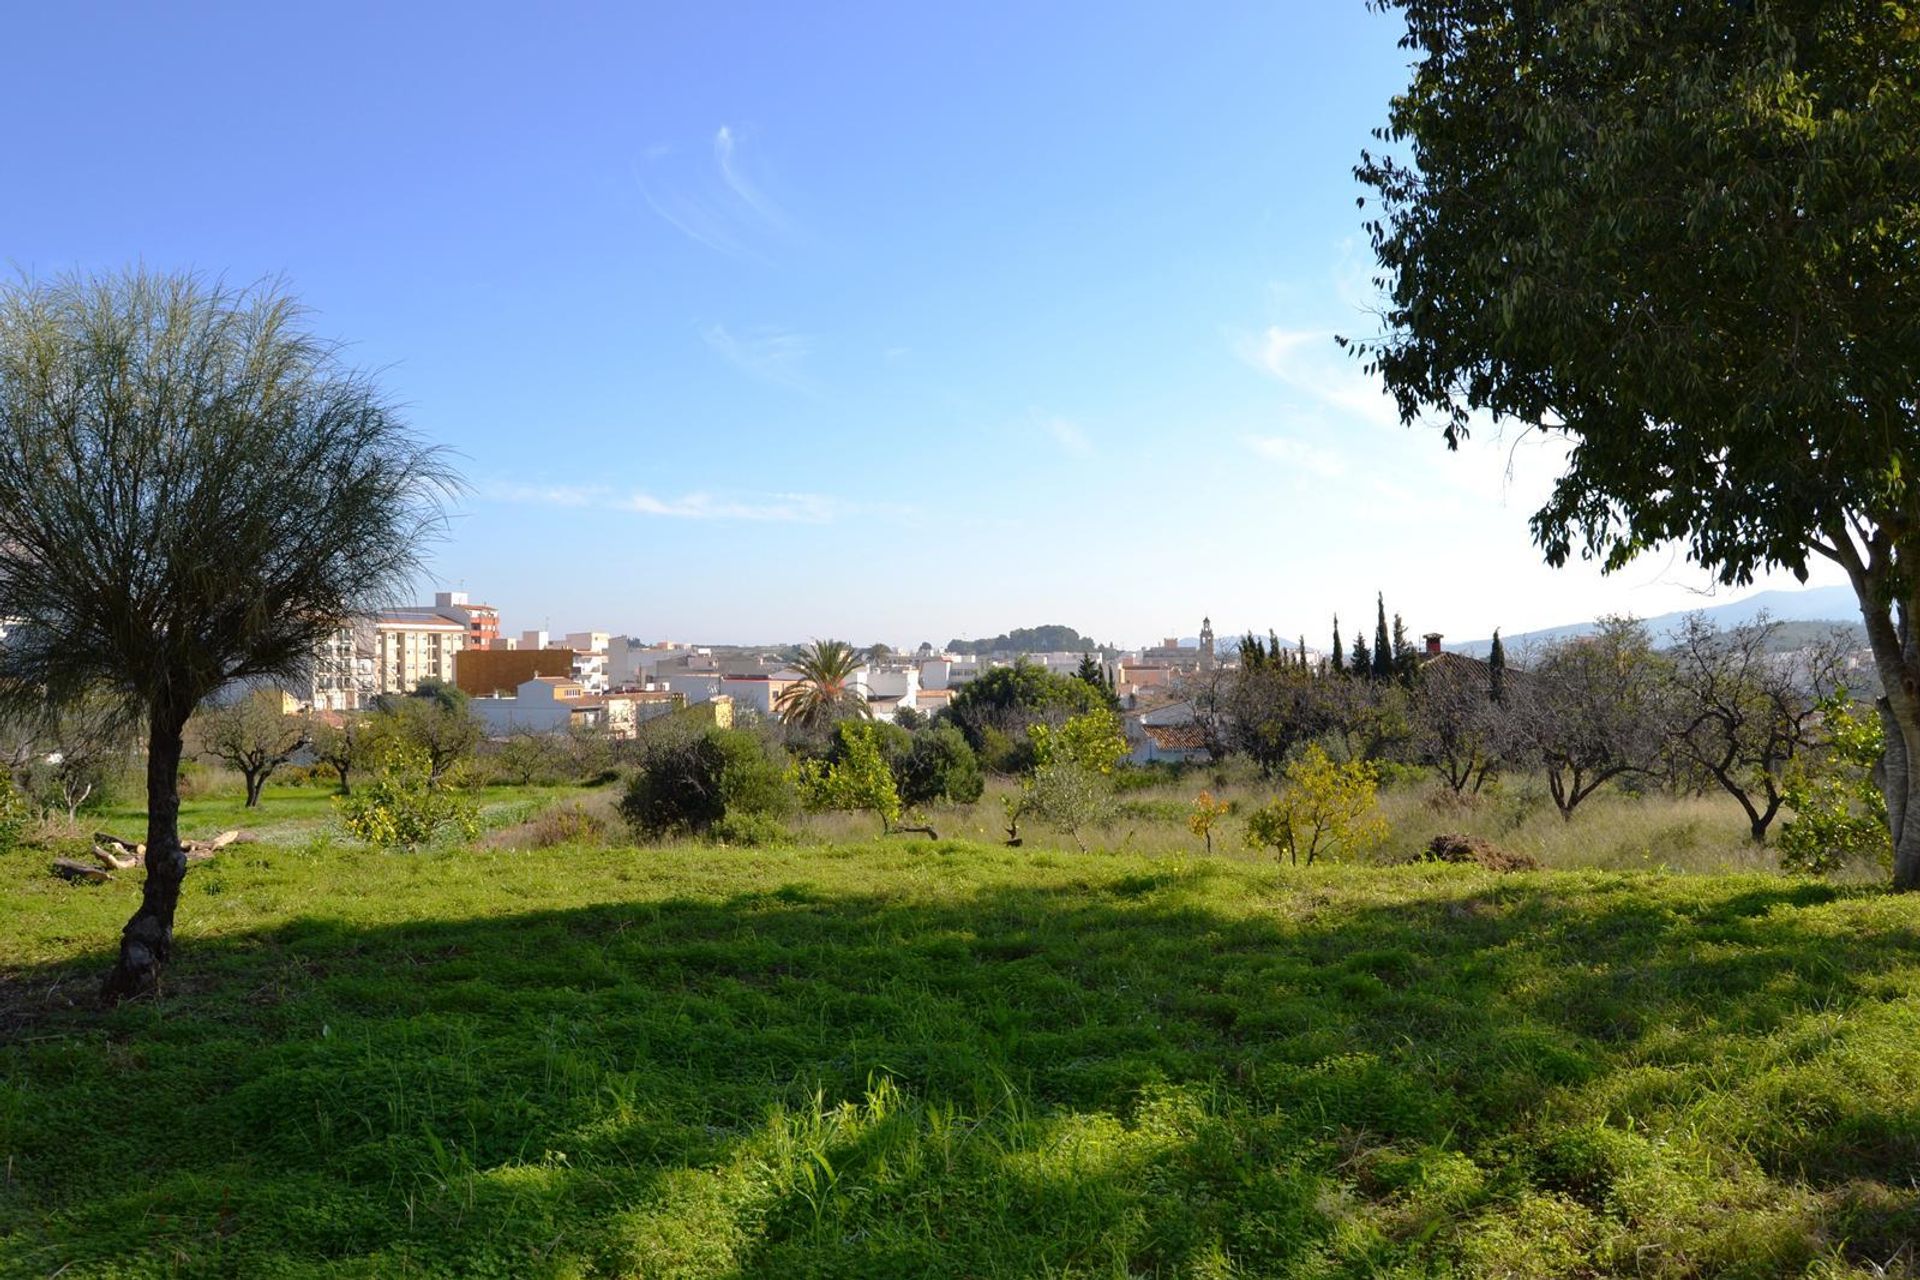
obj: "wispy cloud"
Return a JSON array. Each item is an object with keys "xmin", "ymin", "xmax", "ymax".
[
  {"xmin": 713, "ymin": 125, "xmax": 790, "ymax": 234},
  {"xmin": 483, "ymin": 479, "xmax": 841, "ymax": 524},
  {"xmin": 1235, "ymin": 326, "xmax": 1403, "ymax": 432},
  {"xmin": 1242, "ymin": 433, "xmax": 1348, "ymax": 479},
  {"xmin": 637, "ymin": 123, "xmax": 797, "ymax": 260},
  {"xmin": 1042, "ymin": 416, "xmax": 1094, "ymax": 457},
  {"xmin": 700, "ymin": 323, "xmax": 813, "ymax": 391},
  {"xmin": 619, "ymin": 491, "xmax": 837, "ymax": 522},
  {"xmin": 482, "ymin": 481, "xmax": 604, "ymax": 508}
]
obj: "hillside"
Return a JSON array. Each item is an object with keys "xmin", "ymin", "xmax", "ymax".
[
  {"xmin": 5, "ymin": 830, "xmax": 1917, "ymax": 1276},
  {"xmin": 1456, "ymin": 585, "xmax": 1865, "ymax": 657}
]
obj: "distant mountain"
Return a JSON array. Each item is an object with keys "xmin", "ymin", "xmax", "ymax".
[{"xmin": 1455, "ymin": 585, "xmax": 1864, "ymax": 657}]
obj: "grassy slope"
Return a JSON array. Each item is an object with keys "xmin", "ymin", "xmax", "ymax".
[{"xmin": 3, "ymin": 828, "xmax": 1919, "ymax": 1277}]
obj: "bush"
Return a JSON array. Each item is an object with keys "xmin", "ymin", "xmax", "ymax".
[
  {"xmin": 897, "ymin": 723, "xmax": 984, "ymax": 806},
  {"xmin": 620, "ymin": 726, "xmax": 793, "ymax": 840},
  {"xmin": 1779, "ymin": 693, "xmax": 1890, "ymax": 876},
  {"xmin": 1245, "ymin": 745, "xmax": 1389, "ymax": 866},
  {"xmin": 0, "ymin": 773, "xmax": 27, "ymax": 854},
  {"xmin": 337, "ymin": 744, "xmax": 480, "ymax": 850},
  {"xmin": 525, "ymin": 802, "xmax": 610, "ymax": 849}
]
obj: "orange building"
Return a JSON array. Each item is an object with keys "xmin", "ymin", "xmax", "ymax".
[{"xmin": 454, "ymin": 647, "xmax": 576, "ymax": 698}]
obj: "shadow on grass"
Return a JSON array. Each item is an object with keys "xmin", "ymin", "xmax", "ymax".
[{"xmin": 3, "ymin": 865, "xmax": 1918, "ymax": 1276}]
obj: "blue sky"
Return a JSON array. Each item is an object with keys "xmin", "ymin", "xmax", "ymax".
[{"xmin": 3, "ymin": 3, "xmax": 1846, "ymax": 648}]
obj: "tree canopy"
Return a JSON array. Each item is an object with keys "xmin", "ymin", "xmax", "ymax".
[
  {"xmin": 1355, "ymin": 1, "xmax": 1920, "ymax": 885},
  {"xmin": 0, "ymin": 270, "xmax": 454, "ymax": 992}
]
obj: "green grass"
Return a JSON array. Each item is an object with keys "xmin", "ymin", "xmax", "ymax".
[{"xmin": 3, "ymin": 818, "xmax": 1919, "ymax": 1276}]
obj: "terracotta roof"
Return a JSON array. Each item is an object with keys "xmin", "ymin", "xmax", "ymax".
[{"xmin": 1141, "ymin": 723, "xmax": 1208, "ymax": 751}]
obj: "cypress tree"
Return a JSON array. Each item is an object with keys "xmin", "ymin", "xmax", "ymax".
[
  {"xmin": 1331, "ymin": 615, "xmax": 1345, "ymax": 674},
  {"xmin": 1371, "ymin": 593, "xmax": 1393, "ymax": 680},
  {"xmin": 1297, "ymin": 635, "xmax": 1308, "ymax": 671},
  {"xmin": 1240, "ymin": 632, "xmax": 1265, "ymax": 670},
  {"xmin": 1489, "ymin": 628, "xmax": 1507, "ymax": 705},
  {"xmin": 1352, "ymin": 634, "xmax": 1371, "ymax": 675},
  {"xmin": 1391, "ymin": 613, "xmax": 1415, "ymax": 683},
  {"xmin": 1268, "ymin": 630, "xmax": 1282, "ymax": 663}
]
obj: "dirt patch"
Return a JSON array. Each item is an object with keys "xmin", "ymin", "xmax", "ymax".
[{"xmin": 1420, "ymin": 833, "xmax": 1540, "ymax": 873}]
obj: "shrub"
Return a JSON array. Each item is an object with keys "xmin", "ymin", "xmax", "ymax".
[
  {"xmin": 794, "ymin": 721, "xmax": 902, "ymax": 834},
  {"xmin": 525, "ymin": 802, "xmax": 610, "ymax": 849},
  {"xmin": 620, "ymin": 726, "xmax": 793, "ymax": 840},
  {"xmin": 1245, "ymin": 745, "xmax": 1389, "ymax": 866},
  {"xmin": 337, "ymin": 744, "xmax": 480, "ymax": 850},
  {"xmin": 1188, "ymin": 790, "xmax": 1232, "ymax": 855},
  {"xmin": 0, "ymin": 773, "xmax": 27, "ymax": 854},
  {"xmin": 1779, "ymin": 692, "xmax": 1890, "ymax": 875},
  {"xmin": 897, "ymin": 723, "xmax": 984, "ymax": 806}
]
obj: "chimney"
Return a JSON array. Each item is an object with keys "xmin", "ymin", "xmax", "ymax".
[{"xmin": 1424, "ymin": 632, "xmax": 1444, "ymax": 656}]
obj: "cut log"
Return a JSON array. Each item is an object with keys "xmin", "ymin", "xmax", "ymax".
[
  {"xmin": 94, "ymin": 832, "xmax": 145, "ymax": 858},
  {"xmin": 92, "ymin": 844, "xmax": 139, "ymax": 871},
  {"xmin": 182, "ymin": 829, "xmax": 241, "ymax": 862},
  {"xmin": 52, "ymin": 859, "xmax": 114, "ymax": 884}
]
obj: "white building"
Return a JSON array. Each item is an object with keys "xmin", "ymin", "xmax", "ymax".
[
  {"xmin": 309, "ymin": 624, "xmax": 376, "ymax": 711},
  {"xmin": 372, "ymin": 610, "xmax": 467, "ymax": 696}
]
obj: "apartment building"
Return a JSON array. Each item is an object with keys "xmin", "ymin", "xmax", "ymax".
[
  {"xmin": 373, "ymin": 610, "xmax": 467, "ymax": 695},
  {"xmin": 432, "ymin": 591, "xmax": 500, "ymax": 651}
]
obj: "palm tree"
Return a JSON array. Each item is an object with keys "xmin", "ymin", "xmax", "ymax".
[{"xmin": 776, "ymin": 639, "xmax": 872, "ymax": 733}]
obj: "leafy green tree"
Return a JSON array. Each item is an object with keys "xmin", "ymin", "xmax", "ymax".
[
  {"xmin": 776, "ymin": 639, "xmax": 871, "ymax": 734},
  {"xmin": 1227, "ymin": 660, "xmax": 1336, "ymax": 777},
  {"xmin": 620, "ymin": 725, "xmax": 793, "ymax": 840},
  {"xmin": 1354, "ymin": 3, "xmax": 1920, "ymax": 887},
  {"xmin": 0, "ymin": 271, "xmax": 451, "ymax": 995},
  {"xmin": 897, "ymin": 723, "xmax": 984, "ymax": 807},
  {"xmin": 195, "ymin": 689, "xmax": 308, "ymax": 807},
  {"xmin": 794, "ymin": 721, "xmax": 902, "ymax": 834},
  {"xmin": 1331, "ymin": 616, "xmax": 1345, "ymax": 676},
  {"xmin": 1780, "ymin": 692, "xmax": 1891, "ymax": 876},
  {"xmin": 1350, "ymin": 634, "xmax": 1371, "ymax": 678},
  {"xmin": 369, "ymin": 696, "xmax": 482, "ymax": 786},
  {"xmin": 947, "ymin": 660, "xmax": 1103, "ymax": 764},
  {"xmin": 337, "ymin": 742, "xmax": 478, "ymax": 851},
  {"xmin": 1243, "ymin": 746, "xmax": 1389, "ymax": 867},
  {"xmin": 1007, "ymin": 708, "xmax": 1127, "ymax": 851}
]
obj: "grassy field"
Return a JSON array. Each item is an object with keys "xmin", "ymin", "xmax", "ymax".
[{"xmin": 3, "ymin": 786, "xmax": 1919, "ymax": 1277}]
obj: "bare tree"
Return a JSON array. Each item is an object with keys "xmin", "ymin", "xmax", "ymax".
[
  {"xmin": 1516, "ymin": 618, "xmax": 1674, "ymax": 821},
  {"xmin": 1410, "ymin": 654, "xmax": 1514, "ymax": 794},
  {"xmin": 19, "ymin": 696, "xmax": 133, "ymax": 822},
  {"xmin": 195, "ymin": 690, "xmax": 309, "ymax": 807},
  {"xmin": 308, "ymin": 713, "xmax": 368, "ymax": 795},
  {"xmin": 0, "ymin": 271, "xmax": 453, "ymax": 997},
  {"xmin": 1668, "ymin": 613, "xmax": 1850, "ymax": 843}
]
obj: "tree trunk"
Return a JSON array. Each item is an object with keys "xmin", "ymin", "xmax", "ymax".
[
  {"xmin": 101, "ymin": 708, "xmax": 188, "ymax": 1000},
  {"xmin": 244, "ymin": 772, "xmax": 264, "ymax": 808},
  {"xmin": 1878, "ymin": 697, "xmax": 1920, "ymax": 891}
]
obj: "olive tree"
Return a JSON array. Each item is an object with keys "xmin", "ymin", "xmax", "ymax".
[
  {"xmin": 1355, "ymin": 3, "xmax": 1920, "ymax": 885},
  {"xmin": 0, "ymin": 271, "xmax": 452, "ymax": 996},
  {"xmin": 1668, "ymin": 613, "xmax": 1850, "ymax": 843},
  {"xmin": 195, "ymin": 688, "xmax": 308, "ymax": 807}
]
